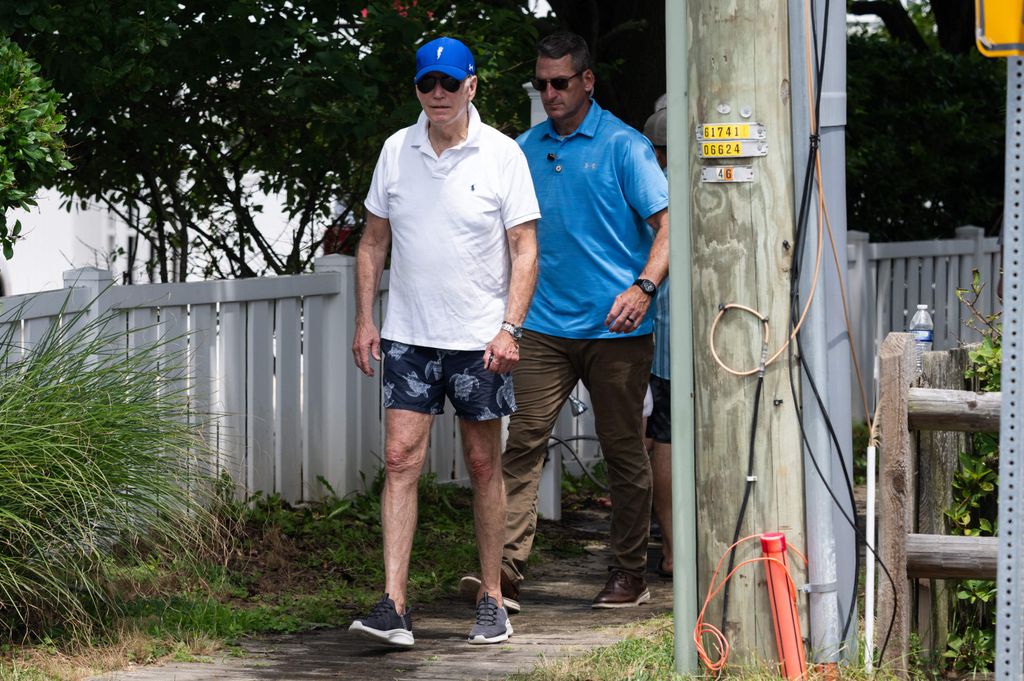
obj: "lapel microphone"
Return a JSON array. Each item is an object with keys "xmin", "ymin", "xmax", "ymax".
[{"xmin": 547, "ymin": 153, "xmax": 556, "ymax": 161}]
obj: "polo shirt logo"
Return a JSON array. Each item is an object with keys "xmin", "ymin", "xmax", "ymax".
[{"xmin": 584, "ymin": 162, "xmax": 598, "ymax": 170}]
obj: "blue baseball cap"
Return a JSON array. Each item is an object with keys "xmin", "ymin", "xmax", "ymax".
[{"xmin": 415, "ymin": 37, "xmax": 476, "ymax": 83}]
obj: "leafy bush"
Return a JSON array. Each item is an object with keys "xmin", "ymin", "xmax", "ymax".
[
  {"xmin": 847, "ymin": 33, "xmax": 1005, "ymax": 241},
  {"xmin": 0, "ymin": 305, "xmax": 219, "ymax": 639},
  {"xmin": 941, "ymin": 273, "xmax": 1002, "ymax": 672},
  {"xmin": 0, "ymin": 35, "xmax": 70, "ymax": 258}
]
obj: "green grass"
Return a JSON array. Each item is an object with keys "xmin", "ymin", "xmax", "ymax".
[
  {"xmin": 0, "ymin": 304, "xmax": 220, "ymax": 642},
  {"xmin": 0, "ymin": 469, "xmax": 486, "ymax": 679},
  {"xmin": 510, "ymin": 615, "xmax": 909, "ymax": 681}
]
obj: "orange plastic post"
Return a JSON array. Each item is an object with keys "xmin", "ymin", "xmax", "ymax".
[{"xmin": 760, "ymin": 532, "xmax": 807, "ymax": 680}]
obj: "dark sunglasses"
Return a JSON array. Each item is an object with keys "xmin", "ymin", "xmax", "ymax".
[
  {"xmin": 530, "ymin": 71, "xmax": 582, "ymax": 92},
  {"xmin": 416, "ymin": 75, "xmax": 463, "ymax": 94}
]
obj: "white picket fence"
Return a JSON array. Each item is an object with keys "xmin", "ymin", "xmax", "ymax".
[
  {"xmin": 846, "ymin": 226, "xmax": 1002, "ymax": 415},
  {"xmin": 6, "ymin": 226, "xmax": 993, "ymax": 503},
  {"xmin": 0, "ymin": 254, "xmax": 592, "ymax": 512},
  {"xmin": 0, "ymin": 255, "xmax": 378, "ymax": 503}
]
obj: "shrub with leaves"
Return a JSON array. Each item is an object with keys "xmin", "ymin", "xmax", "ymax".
[
  {"xmin": 0, "ymin": 306, "xmax": 219, "ymax": 638},
  {"xmin": 942, "ymin": 272, "xmax": 1002, "ymax": 672},
  {"xmin": 0, "ymin": 35, "xmax": 71, "ymax": 259}
]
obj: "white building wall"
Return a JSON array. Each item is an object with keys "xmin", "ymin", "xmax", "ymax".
[{"xmin": 4, "ymin": 189, "xmax": 79, "ymax": 294}]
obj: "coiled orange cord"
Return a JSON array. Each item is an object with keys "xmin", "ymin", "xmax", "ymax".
[{"xmin": 693, "ymin": 535, "xmax": 809, "ymax": 677}]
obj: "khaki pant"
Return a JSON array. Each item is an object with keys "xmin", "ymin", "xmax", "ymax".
[{"xmin": 501, "ymin": 330, "xmax": 654, "ymax": 584}]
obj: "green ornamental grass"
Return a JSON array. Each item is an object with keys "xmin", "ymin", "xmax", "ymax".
[{"xmin": 0, "ymin": 305, "xmax": 219, "ymax": 639}]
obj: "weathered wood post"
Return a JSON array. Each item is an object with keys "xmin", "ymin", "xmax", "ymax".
[
  {"xmin": 876, "ymin": 332, "xmax": 914, "ymax": 674},
  {"xmin": 913, "ymin": 349, "xmax": 971, "ymax": 658},
  {"xmin": 689, "ymin": 1, "xmax": 806, "ymax": 659}
]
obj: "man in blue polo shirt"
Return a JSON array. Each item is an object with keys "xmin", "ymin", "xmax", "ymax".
[{"xmin": 463, "ymin": 31, "xmax": 669, "ymax": 611}]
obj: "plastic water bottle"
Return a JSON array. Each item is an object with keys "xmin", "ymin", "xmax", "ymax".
[{"xmin": 909, "ymin": 304, "xmax": 933, "ymax": 375}]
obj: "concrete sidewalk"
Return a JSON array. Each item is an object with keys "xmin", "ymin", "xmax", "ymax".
[{"xmin": 89, "ymin": 509, "xmax": 674, "ymax": 681}]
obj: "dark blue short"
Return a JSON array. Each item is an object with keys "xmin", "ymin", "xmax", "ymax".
[
  {"xmin": 645, "ymin": 374, "xmax": 671, "ymax": 444},
  {"xmin": 381, "ymin": 339, "xmax": 516, "ymax": 421}
]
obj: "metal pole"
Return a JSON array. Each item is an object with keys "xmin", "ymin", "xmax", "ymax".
[
  {"xmin": 996, "ymin": 55, "xmax": 1024, "ymax": 681},
  {"xmin": 787, "ymin": 0, "xmax": 849, "ymax": 662},
  {"xmin": 665, "ymin": 0, "xmax": 698, "ymax": 674}
]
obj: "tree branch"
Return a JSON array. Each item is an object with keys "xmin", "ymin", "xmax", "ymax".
[{"xmin": 849, "ymin": 1, "xmax": 928, "ymax": 51}]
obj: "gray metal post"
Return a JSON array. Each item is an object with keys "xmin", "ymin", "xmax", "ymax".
[
  {"xmin": 996, "ymin": 56, "xmax": 1024, "ymax": 681},
  {"xmin": 787, "ymin": 0, "xmax": 852, "ymax": 662},
  {"xmin": 665, "ymin": 0, "xmax": 698, "ymax": 673}
]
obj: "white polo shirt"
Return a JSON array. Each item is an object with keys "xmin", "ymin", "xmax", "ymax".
[{"xmin": 365, "ymin": 104, "xmax": 540, "ymax": 350}]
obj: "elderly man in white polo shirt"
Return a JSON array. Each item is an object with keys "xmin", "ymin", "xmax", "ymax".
[{"xmin": 349, "ymin": 36, "xmax": 539, "ymax": 647}]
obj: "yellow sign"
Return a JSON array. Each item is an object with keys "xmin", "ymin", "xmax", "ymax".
[
  {"xmin": 701, "ymin": 124, "xmax": 751, "ymax": 140},
  {"xmin": 976, "ymin": 0, "xmax": 1024, "ymax": 57},
  {"xmin": 698, "ymin": 140, "xmax": 768, "ymax": 159},
  {"xmin": 701, "ymin": 142, "xmax": 746, "ymax": 158}
]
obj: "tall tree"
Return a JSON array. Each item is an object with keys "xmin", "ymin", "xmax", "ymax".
[
  {"xmin": 0, "ymin": 1, "xmax": 537, "ymax": 280},
  {"xmin": 849, "ymin": 0, "xmax": 975, "ymax": 54},
  {"xmin": 845, "ymin": 0, "xmax": 1005, "ymax": 240}
]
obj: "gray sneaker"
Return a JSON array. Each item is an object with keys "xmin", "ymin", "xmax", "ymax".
[
  {"xmin": 467, "ymin": 593, "xmax": 512, "ymax": 645},
  {"xmin": 459, "ymin": 574, "xmax": 521, "ymax": 614},
  {"xmin": 349, "ymin": 594, "xmax": 414, "ymax": 646}
]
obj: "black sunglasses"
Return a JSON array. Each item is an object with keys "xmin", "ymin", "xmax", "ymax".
[
  {"xmin": 531, "ymin": 71, "xmax": 582, "ymax": 92},
  {"xmin": 416, "ymin": 74, "xmax": 463, "ymax": 94}
]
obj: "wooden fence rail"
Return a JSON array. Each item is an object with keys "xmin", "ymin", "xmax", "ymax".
[{"xmin": 876, "ymin": 332, "xmax": 1000, "ymax": 677}]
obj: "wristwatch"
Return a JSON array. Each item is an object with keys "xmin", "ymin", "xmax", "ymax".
[
  {"xmin": 633, "ymin": 278, "xmax": 657, "ymax": 296},
  {"xmin": 500, "ymin": 321, "xmax": 523, "ymax": 341}
]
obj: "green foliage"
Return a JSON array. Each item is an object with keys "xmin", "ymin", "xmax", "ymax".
[
  {"xmin": 0, "ymin": 35, "xmax": 70, "ymax": 259},
  {"xmin": 0, "ymin": 1, "xmax": 538, "ymax": 279},
  {"xmin": 958, "ymin": 271, "xmax": 1003, "ymax": 390},
  {"xmin": 0, "ymin": 303, "xmax": 218, "ymax": 640},
  {"xmin": 847, "ymin": 33, "xmax": 1005, "ymax": 240},
  {"xmin": 945, "ymin": 446, "xmax": 998, "ymax": 536},
  {"xmin": 852, "ymin": 420, "xmax": 870, "ymax": 485},
  {"xmin": 942, "ymin": 271, "xmax": 1002, "ymax": 672}
]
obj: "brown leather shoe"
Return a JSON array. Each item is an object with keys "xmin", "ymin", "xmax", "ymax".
[{"xmin": 592, "ymin": 570, "xmax": 651, "ymax": 609}]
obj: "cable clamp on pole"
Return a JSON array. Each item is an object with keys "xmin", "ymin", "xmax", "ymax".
[
  {"xmin": 745, "ymin": 475, "xmax": 758, "ymax": 483},
  {"xmin": 809, "ymin": 133, "xmax": 820, "ymax": 150},
  {"xmin": 798, "ymin": 581, "xmax": 837, "ymax": 594}
]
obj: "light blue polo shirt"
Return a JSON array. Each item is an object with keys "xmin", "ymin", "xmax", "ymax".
[{"xmin": 517, "ymin": 100, "xmax": 668, "ymax": 339}]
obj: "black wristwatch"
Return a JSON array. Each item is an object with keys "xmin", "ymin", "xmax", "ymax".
[
  {"xmin": 500, "ymin": 321, "xmax": 523, "ymax": 341},
  {"xmin": 633, "ymin": 278, "xmax": 657, "ymax": 296}
]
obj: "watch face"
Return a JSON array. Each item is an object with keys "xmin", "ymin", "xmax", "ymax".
[
  {"xmin": 636, "ymin": 279, "xmax": 656, "ymax": 295},
  {"xmin": 502, "ymin": 322, "xmax": 522, "ymax": 340}
]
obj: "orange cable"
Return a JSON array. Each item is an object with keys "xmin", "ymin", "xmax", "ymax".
[{"xmin": 694, "ymin": 534, "xmax": 810, "ymax": 677}]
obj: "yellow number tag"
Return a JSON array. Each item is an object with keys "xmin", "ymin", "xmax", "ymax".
[
  {"xmin": 701, "ymin": 142, "xmax": 744, "ymax": 158},
  {"xmin": 702, "ymin": 124, "xmax": 751, "ymax": 140}
]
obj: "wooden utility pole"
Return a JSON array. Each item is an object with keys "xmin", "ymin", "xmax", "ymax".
[{"xmin": 688, "ymin": 1, "xmax": 807, "ymax": 659}]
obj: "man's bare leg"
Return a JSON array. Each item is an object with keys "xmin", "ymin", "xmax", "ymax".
[
  {"xmin": 382, "ymin": 409, "xmax": 433, "ymax": 614},
  {"xmin": 460, "ymin": 417, "xmax": 505, "ymax": 608}
]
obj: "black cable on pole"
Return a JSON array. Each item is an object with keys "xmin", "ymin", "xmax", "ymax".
[
  {"xmin": 786, "ymin": 0, "xmax": 898, "ymax": 661},
  {"xmin": 719, "ymin": 370, "xmax": 765, "ymax": 633}
]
